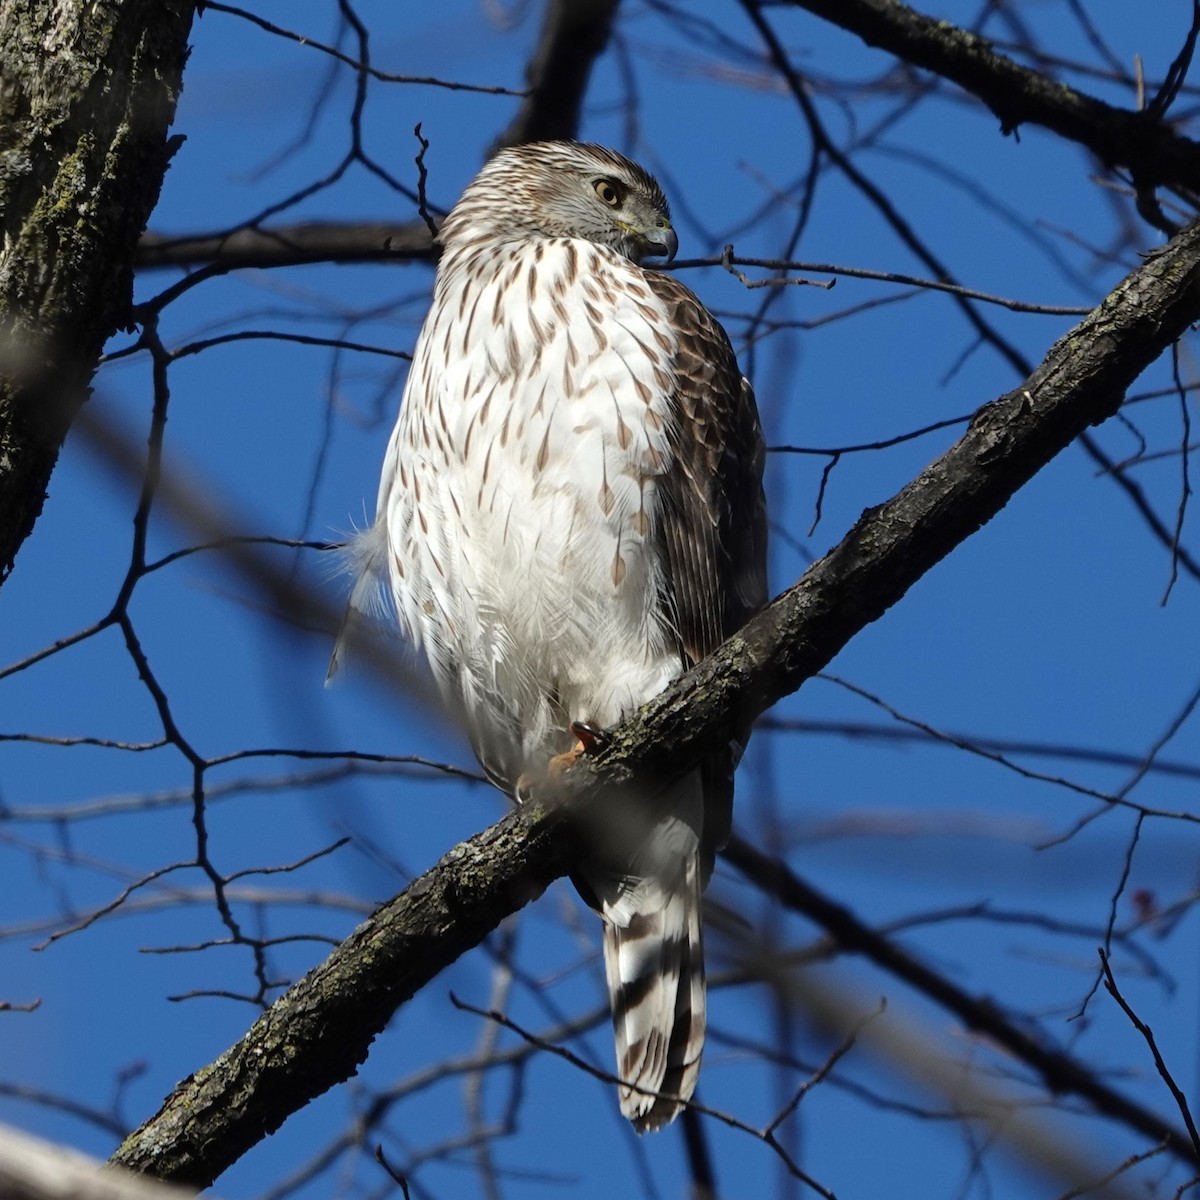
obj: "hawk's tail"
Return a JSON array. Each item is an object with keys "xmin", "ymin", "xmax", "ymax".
[{"xmin": 602, "ymin": 856, "xmax": 705, "ymax": 1132}]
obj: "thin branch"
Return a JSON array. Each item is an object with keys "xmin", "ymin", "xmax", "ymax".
[
  {"xmin": 449, "ymin": 994, "xmax": 838, "ymax": 1199},
  {"xmin": 699, "ymin": 251, "xmax": 1085, "ymax": 314},
  {"xmin": 1099, "ymin": 950, "xmax": 1200, "ymax": 1157},
  {"xmin": 201, "ymin": 2, "xmax": 524, "ymax": 96}
]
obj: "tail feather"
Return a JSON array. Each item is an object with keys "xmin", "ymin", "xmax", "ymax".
[{"xmin": 602, "ymin": 857, "xmax": 705, "ymax": 1132}]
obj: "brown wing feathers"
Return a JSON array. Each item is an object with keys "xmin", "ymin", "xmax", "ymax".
[{"xmin": 645, "ymin": 272, "xmax": 767, "ymax": 669}]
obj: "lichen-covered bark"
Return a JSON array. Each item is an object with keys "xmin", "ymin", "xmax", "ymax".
[
  {"xmin": 112, "ymin": 217, "xmax": 1200, "ymax": 1190},
  {"xmin": 0, "ymin": 0, "xmax": 196, "ymax": 586}
]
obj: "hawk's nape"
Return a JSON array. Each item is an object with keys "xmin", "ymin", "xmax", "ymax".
[{"xmin": 343, "ymin": 140, "xmax": 767, "ymax": 1130}]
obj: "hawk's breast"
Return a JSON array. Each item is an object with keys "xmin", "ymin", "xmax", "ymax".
[{"xmin": 382, "ymin": 237, "xmax": 686, "ymax": 783}]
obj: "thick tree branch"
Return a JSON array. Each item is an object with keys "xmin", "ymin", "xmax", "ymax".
[
  {"xmin": 780, "ymin": 0, "xmax": 1200, "ymax": 199},
  {"xmin": 581, "ymin": 226, "xmax": 1200, "ymax": 795},
  {"xmin": 0, "ymin": 0, "xmax": 196, "ymax": 585},
  {"xmin": 111, "ymin": 218, "xmax": 1200, "ymax": 1188}
]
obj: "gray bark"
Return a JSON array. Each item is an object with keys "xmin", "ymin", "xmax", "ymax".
[{"xmin": 0, "ymin": 0, "xmax": 196, "ymax": 585}]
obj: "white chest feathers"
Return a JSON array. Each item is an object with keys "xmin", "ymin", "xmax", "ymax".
[{"xmin": 380, "ymin": 237, "xmax": 685, "ymax": 781}]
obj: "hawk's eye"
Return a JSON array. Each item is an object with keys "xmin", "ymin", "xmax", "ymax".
[{"xmin": 593, "ymin": 178, "xmax": 624, "ymax": 207}]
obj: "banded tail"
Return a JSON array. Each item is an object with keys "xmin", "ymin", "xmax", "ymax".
[{"xmin": 601, "ymin": 855, "xmax": 706, "ymax": 1132}]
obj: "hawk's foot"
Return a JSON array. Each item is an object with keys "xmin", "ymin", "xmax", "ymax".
[
  {"xmin": 547, "ymin": 721, "xmax": 611, "ymax": 776},
  {"xmin": 517, "ymin": 723, "xmax": 612, "ymax": 799},
  {"xmin": 515, "ymin": 752, "xmax": 581, "ymax": 800},
  {"xmin": 546, "ymin": 739, "xmax": 586, "ymax": 778}
]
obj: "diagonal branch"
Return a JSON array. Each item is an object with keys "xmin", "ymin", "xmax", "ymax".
[
  {"xmin": 111, "ymin": 217, "xmax": 1200, "ymax": 1188},
  {"xmin": 724, "ymin": 836, "xmax": 1199, "ymax": 1167},
  {"xmin": 778, "ymin": 0, "xmax": 1200, "ymax": 200},
  {"xmin": 0, "ymin": 1123, "xmax": 207, "ymax": 1200},
  {"xmin": 110, "ymin": 797, "xmax": 580, "ymax": 1188}
]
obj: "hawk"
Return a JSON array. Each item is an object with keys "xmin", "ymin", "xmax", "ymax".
[{"xmin": 345, "ymin": 141, "xmax": 767, "ymax": 1131}]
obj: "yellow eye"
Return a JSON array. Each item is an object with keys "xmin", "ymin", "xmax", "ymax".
[{"xmin": 593, "ymin": 178, "xmax": 623, "ymax": 207}]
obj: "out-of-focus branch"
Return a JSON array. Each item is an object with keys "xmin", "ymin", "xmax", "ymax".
[
  {"xmin": 0, "ymin": 1123, "xmax": 207, "ymax": 1200},
  {"xmin": 492, "ymin": 0, "xmax": 621, "ymax": 151},
  {"xmin": 111, "ymin": 217, "xmax": 1200, "ymax": 1188},
  {"xmin": 777, "ymin": 973, "xmax": 1161, "ymax": 1200},
  {"xmin": 72, "ymin": 399, "xmax": 439, "ymax": 711},
  {"xmin": 0, "ymin": 0, "xmax": 195, "ymax": 586},
  {"xmin": 134, "ymin": 220, "xmax": 437, "ymax": 271},
  {"xmin": 779, "ymin": 0, "xmax": 1200, "ymax": 200},
  {"xmin": 722, "ymin": 835, "xmax": 1199, "ymax": 1168}
]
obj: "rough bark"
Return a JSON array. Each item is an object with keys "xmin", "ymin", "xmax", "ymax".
[
  {"xmin": 0, "ymin": 0, "xmax": 196, "ymax": 586},
  {"xmin": 112, "ymin": 217, "xmax": 1200, "ymax": 1189},
  {"xmin": 583, "ymin": 226, "xmax": 1200, "ymax": 795}
]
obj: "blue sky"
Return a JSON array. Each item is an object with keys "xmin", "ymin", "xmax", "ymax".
[{"xmin": 3, "ymin": 3, "xmax": 1200, "ymax": 1198}]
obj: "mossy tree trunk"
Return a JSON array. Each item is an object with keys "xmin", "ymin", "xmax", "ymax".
[{"xmin": 0, "ymin": 0, "xmax": 196, "ymax": 586}]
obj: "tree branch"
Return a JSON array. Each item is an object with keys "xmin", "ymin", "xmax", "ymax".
[
  {"xmin": 724, "ymin": 835, "xmax": 1200, "ymax": 1167},
  {"xmin": 134, "ymin": 0, "xmax": 621, "ymax": 274},
  {"xmin": 134, "ymin": 220, "xmax": 436, "ymax": 271},
  {"xmin": 110, "ymin": 796, "xmax": 580, "ymax": 1187},
  {"xmin": 780, "ymin": 0, "xmax": 1200, "ymax": 199},
  {"xmin": 491, "ymin": 0, "xmax": 621, "ymax": 151},
  {"xmin": 110, "ymin": 216, "xmax": 1200, "ymax": 1187},
  {"xmin": 0, "ymin": 1123, "xmax": 205, "ymax": 1200}
]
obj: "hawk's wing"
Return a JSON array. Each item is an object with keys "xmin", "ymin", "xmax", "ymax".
[{"xmin": 644, "ymin": 271, "xmax": 768, "ymax": 860}]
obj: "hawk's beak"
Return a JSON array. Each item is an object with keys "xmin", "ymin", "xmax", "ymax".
[{"xmin": 643, "ymin": 224, "xmax": 678, "ymax": 264}]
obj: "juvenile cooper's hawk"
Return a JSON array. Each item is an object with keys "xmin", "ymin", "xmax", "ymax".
[{"xmin": 345, "ymin": 142, "xmax": 767, "ymax": 1130}]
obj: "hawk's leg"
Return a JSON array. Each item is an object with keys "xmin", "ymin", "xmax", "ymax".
[{"xmin": 514, "ymin": 721, "xmax": 611, "ymax": 801}]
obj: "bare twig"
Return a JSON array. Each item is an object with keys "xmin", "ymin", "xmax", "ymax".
[{"xmin": 1099, "ymin": 950, "xmax": 1200, "ymax": 1158}]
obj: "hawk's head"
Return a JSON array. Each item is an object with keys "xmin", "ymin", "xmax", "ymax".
[{"xmin": 438, "ymin": 141, "xmax": 678, "ymax": 266}]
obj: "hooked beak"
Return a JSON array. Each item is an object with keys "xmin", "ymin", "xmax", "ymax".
[{"xmin": 642, "ymin": 224, "xmax": 678, "ymax": 264}]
